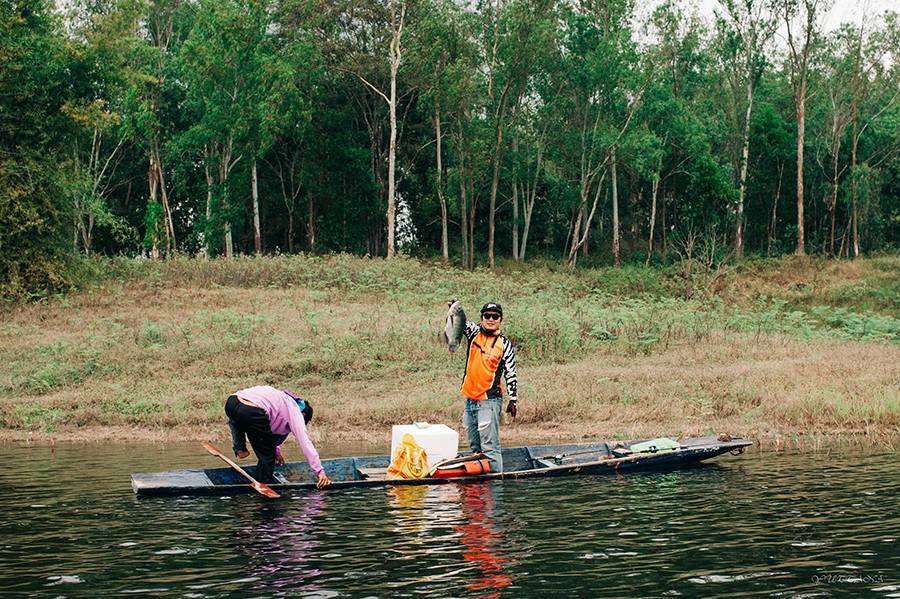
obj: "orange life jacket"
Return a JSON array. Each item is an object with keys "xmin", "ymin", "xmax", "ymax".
[
  {"xmin": 461, "ymin": 330, "xmax": 506, "ymax": 400},
  {"xmin": 431, "ymin": 458, "xmax": 492, "ymax": 478}
]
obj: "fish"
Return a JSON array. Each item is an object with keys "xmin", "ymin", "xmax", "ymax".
[{"xmin": 443, "ymin": 299, "xmax": 467, "ymax": 353}]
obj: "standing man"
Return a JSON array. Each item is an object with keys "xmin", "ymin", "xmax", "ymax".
[
  {"xmin": 225, "ymin": 385, "xmax": 332, "ymax": 489},
  {"xmin": 457, "ymin": 301, "xmax": 519, "ymax": 473}
]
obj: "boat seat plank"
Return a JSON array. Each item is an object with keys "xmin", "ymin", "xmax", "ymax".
[{"xmin": 357, "ymin": 467, "xmax": 389, "ymax": 480}]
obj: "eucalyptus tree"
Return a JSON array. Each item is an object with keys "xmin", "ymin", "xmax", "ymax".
[
  {"xmin": 445, "ymin": 24, "xmax": 483, "ymax": 269},
  {"xmin": 479, "ymin": 0, "xmax": 555, "ymax": 268},
  {"xmin": 842, "ymin": 12, "xmax": 899, "ymax": 257},
  {"xmin": 509, "ymin": 87, "xmax": 559, "ymax": 261},
  {"xmin": 311, "ymin": 0, "xmax": 420, "ymax": 257},
  {"xmin": 780, "ymin": 0, "xmax": 832, "ymax": 255},
  {"xmin": 714, "ymin": 0, "xmax": 777, "ymax": 258},
  {"xmin": 549, "ymin": 0, "xmax": 641, "ymax": 266},
  {"xmin": 407, "ymin": 0, "xmax": 468, "ymax": 262},
  {"xmin": 117, "ymin": 0, "xmax": 186, "ymax": 258},
  {"xmin": 639, "ymin": 1, "xmax": 728, "ymax": 263},
  {"xmin": 59, "ymin": 0, "xmax": 147, "ymax": 256},
  {"xmin": 261, "ymin": 0, "xmax": 329, "ymax": 253},
  {"xmin": 179, "ymin": 0, "xmax": 285, "ymax": 257},
  {"xmin": 816, "ymin": 24, "xmax": 860, "ymax": 255},
  {"xmin": 744, "ymin": 78, "xmax": 794, "ymax": 255}
]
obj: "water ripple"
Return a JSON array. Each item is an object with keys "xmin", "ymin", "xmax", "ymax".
[{"xmin": 0, "ymin": 444, "xmax": 898, "ymax": 597}]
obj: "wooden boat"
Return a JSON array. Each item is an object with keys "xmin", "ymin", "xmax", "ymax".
[{"xmin": 131, "ymin": 434, "xmax": 751, "ymax": 497}]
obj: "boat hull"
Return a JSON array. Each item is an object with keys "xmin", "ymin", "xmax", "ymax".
[{"xmin": 132, "ymin": 435, "xmax": 752, "ymax": 497}]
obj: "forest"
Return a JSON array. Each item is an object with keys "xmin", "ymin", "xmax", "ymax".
[{"xmin": 1, "ymin": 0, "xmax": 898, "ymax": 298}]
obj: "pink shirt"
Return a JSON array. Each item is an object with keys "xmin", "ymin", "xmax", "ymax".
[{"xmin": 236, "ymin": 385, "xmax": 323, "ymax": 475}]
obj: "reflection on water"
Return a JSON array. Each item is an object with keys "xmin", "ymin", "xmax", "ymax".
[
  {"xmin": 456, "ymin": 484, "xmax": 513, "ymax": 597},
  {"xmin": 384, "ymin": 483, "xmax": 514, "ymax": 596},
  {"xmin": 233, "ymin": 493, "xmax": 327, "ymax": 593},
  {"xmin": 0, "ymin": 443, "xmax": 899, "ymax": 597}
]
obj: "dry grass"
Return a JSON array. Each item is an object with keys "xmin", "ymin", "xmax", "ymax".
[
  {"xmin": 723, "ymin": 254, "xmax": 900, "ymax": 317},
  {"xmin": 1, "ymin": 254, "xmax": 898, "ymax": 452}
]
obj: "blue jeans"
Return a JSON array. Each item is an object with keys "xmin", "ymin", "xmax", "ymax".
[{"xmin": 463, "ymin": 398, "xmax": 503, "ymax": 473}]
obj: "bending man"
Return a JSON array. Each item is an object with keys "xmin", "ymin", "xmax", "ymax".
[{"xmin": 226, "ymin": 385, "xmax": 332, "ymax": 489}]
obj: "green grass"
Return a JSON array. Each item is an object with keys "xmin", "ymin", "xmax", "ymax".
[{"xmin": 0, "ymin": 253, "xmax": 897, "ymax": 443}]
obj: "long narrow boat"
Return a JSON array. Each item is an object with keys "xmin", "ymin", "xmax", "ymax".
[{"xmin": 132, "ymin": 434, "xmax": 752, "ymax": 497}]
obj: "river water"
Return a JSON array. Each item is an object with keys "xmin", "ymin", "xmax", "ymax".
[{"xmin": 0, "ymin": 443, "xmax": 898, "ymax": 598}]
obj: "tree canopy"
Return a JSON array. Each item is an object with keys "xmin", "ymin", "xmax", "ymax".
[{"xmin": 1, "ymin": 0, "xmax": 898, "ymax": 297}]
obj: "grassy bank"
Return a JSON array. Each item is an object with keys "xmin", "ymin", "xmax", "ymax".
[{"xmin": 1, "ymin": 254, "xmax": 898, "ymax": 452}]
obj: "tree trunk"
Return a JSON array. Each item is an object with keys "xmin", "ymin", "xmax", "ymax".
[
  {"xmin": 661, "ymin": 191, "xmax": 668, "ymax": 258},
  {"xmin": 511, "ymin": 136, "xmax": 519, "ymax": 261},
  {"xmin": 250, "ymin": 158, "xmax": 262, "ymax": 256},
  {"xmin": 520, "ymin": 187, "xmax": 533, "ymax": 260},
  {"xmin": 287, "ymin": 208, "xmax": 294, "ymax": 253},
  {"xmin": 768, "ymin": 162, "xmax": 784, "ymax": 256},
  {"xmin": 468, "ymin": 174, "xmax": 476, "ymax": 269},
  {"xmin": 150, "ymin": 140, "xmax": 175, "ymax": 256},
  {"xmin": 628, "ymin": 184, "xmax": 637, "ymax": 241},
  {"xmin": 487, "ymin": 122, "xmax": 503, "ymax": 268},
  {"xmin": 148, "ymin": 151, "xmax": 160, "ymax": 259},
  {"xmin": 221, "ymin": 138, "xmax": 234, "ymax": 258},
  {"xmin": 829, "ymin": 137, "xmax": 840, "ymax": 256},
  {"xmin": 850, "ymin": 106, "xmax": 860, "ymax": 258},
  {"xmin": 458, "ymin": 139, "xmax": 469, "ymax": 268},
  {"xmin": 385, "ymin": 1, "xmax": 404, "ymax": 259},
  {"xmin": 735, "ymin": 79, "xmax": 754, "ymax": 259},
  {"xmin": 611, "ymin": 147, "xmax": 620, "ymax": 267},
  {"xmin": 307, "ymin": 191, "xmax": 316, "ymax": 252},
  {"xmin": 435, "ymin": 107, "xmax": 448, "ymax": 263},
  {"xmin": 252, "ymin": 159, "xmax": 261, "ymax": 255},
  {"xmin": 386, "ymin": 72, "xmax": 397, "ymax": 258},
  {"xmin": 581, "ymin": 201, "xmax": 590, "ymax": 258},
  {"xmin": 568, "ymin": 172, "xmax": 605, "ymax": 265},
  {"xmin": 795, "ymin": 81, "xmax": 806, "ymax": 255},
  {"xmin": 646, "ymin": 175, "xmax": 659, "ymax": 266},
  {"xmin": 203, "ymin": 145, "xmax": 213, "ymax": 257}
]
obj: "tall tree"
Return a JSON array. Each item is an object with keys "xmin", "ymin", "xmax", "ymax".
[
  {"xmin": 554, "ymin": 0, "xmax": 642, "ymax": 266},
  {"xmin": 715, "ymin": 0, "xmax": 777, "ymax": 258},
  {"xmin": 844, "ymin": 12, "xmax": 899, "ymax": 257},
  {"xmin": 481, "ymin": 0, "xmax": 554, "ymax": 268},
  {"xmin": 180, "ymin": 0, "xmax": 285, "ymax": 257},
  {"xmin": 782, "ymin": 0, "xmax": 831, "ymax": 255}
]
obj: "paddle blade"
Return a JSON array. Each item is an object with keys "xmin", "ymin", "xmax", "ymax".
[
  {"xmin": 253, "ymin": 482, "xmax": 280, "ymax": 498},
  {"xmin": 201, "ymin": 441, "xmax": 223, "ymax": 457}
]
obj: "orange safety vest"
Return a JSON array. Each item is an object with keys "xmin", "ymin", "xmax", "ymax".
[{"xmin": 461, "ymin": 330, "xmax": 506, "ymax": 400}]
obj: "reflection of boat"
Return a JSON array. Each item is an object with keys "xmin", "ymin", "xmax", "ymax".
[{"xmin": 132, "ymin": 435, "xmax": 751, "ymax": 497}]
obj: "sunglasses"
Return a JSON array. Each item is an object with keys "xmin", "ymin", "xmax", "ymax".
[{"xmin": 482, "ymin": 313, "xmax": 502, "ymax": 321}]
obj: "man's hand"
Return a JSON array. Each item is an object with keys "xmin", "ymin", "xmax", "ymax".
[
  {"xmin": 505, "ymin": 398, "xmax": 518, "ymax": 418},
  {"xmin": 316, "ymin": 471, "xmax": 333, "ymax": 489},
  {"xmin": 235, "ymin": 449, "xmax": 250, "ymax": 459},
  {"xmin": 275, "ymin": 454, "xmax": 285, "ymax": 466}
]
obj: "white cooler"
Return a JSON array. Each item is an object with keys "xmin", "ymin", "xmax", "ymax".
[{"xmin": 391, "ymin": 423, "xmax": 459, "ymax": 469}]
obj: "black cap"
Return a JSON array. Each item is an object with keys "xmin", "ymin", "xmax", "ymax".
[{"xmin": 480, "ymin": 302, "xmax": 503, "ymax": 316}]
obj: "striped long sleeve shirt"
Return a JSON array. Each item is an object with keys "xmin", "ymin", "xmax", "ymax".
[{"xmin": 460, "ymin": 321, "xmax": 518, "ymax": 401}]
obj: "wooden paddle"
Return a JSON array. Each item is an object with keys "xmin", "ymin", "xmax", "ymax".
[{"xmin": 201, "ymin": 442, "xmax": 280, "ymax": 498}]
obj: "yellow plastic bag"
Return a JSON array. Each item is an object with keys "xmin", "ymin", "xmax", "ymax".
[{"xmin": 387, "ymin": 434, "xmax": 430, "ymax": 480}]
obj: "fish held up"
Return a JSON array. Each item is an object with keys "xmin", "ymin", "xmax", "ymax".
[{"xmin": 443, "ymin": 299, "xmax": 467, "ymax": 353}]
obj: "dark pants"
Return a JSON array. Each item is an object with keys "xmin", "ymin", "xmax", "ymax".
[{"xmin": 225, "ymin": 395, "xmax": 278, "ymax": 484}]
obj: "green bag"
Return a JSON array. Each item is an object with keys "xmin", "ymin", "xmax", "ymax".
[{"xmin": 629, "ymin": 437, "xmax": 680, "ymax": 454}]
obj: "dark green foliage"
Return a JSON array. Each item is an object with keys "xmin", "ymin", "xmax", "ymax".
[
  {"xmin": 0, "ymin": 2, "xmax": 76, "ymax": 299},
  {"xmin": 1, "ymin": 0, "xmax": 898, "ymax": 299}
]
